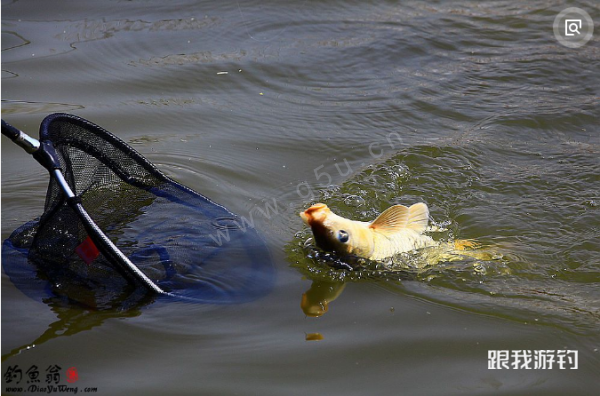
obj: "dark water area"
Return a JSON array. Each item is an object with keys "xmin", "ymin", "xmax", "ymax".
[{"xmin": 2, "ymin": 1, "xmax": 599, "ymax": 394}]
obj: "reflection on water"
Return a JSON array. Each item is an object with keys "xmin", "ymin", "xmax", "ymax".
[
  {"xmin": 1, "ymin": 295, "xmax": 147, "ymax": 362},
  {"xmin": 0, "ymin": 100, "xmax": 84, "ymax": 115},
  {"xmin": 301, "ymin": 279, "xmax": 346, "ymax": 317},
  {"xmin": 1, "ymin": 30, "xmax": 30, "ymax": 51}
]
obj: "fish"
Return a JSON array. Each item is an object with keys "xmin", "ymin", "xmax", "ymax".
[{"xmin": 299, "ymin": 202, "xmax": 437, "ymax": 261}]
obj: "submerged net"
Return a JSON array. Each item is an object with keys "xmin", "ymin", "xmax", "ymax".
[{"xmin": 2, "ymin": 114, "xmax": 275, "ymax": 308}]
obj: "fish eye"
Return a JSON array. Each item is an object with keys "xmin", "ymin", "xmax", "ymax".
[{"xmin": 337, "ymin": 230, "xmax": 349, "ymax": 243}]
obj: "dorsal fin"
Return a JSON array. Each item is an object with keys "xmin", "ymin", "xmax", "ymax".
[
  {"xmin": 406, "ymin": 203, "xmax": 429, "ymax": 233},
  {"xmin": 369, "ymin": 205, "xmax": 409, "ymax": 234},
  {"xmin": 369, "ymin": 203, "xmax": 429, "ymax": 235}
]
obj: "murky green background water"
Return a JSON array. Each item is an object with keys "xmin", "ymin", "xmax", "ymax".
[{"xmin": 2, "ymin": 0, "xmax": 599, "ymax": 394}]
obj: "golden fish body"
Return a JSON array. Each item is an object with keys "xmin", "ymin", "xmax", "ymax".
[{"xmin": 300, "ymin": 202, "xmax": 436, "ymax": 261}]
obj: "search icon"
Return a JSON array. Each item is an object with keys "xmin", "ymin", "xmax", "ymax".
[
  {"xmin": 565, "ymin": 19, "xmax": 582, "ymax": 36},
  {"xmin": 554, "ymin": 7, "xmax": 594, "ymax": 48}
]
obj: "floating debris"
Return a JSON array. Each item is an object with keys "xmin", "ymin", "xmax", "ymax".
[{"xmin": 305, "ymin": 333, "xmax": 324, "ymax": 341}]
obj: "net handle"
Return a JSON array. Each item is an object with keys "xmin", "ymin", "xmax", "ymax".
[
  {"xmin": 1, "ymin": 118, "xmax": 168, "ymax": 296},
  {"xmin": 2, "ymin": 119, "xmax": 40, "ymax": 153}
]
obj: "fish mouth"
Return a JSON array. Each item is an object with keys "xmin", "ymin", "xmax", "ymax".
[
  {"xmin": 300, "ymin": 203, "xmax": 328, "ymax": 225},
  {"xmin": 299, "ymin": 211, "xmax": 310, "ymax": 225},
  {"xmin": 300, "ymin": 203, "xmax": 339, "ymax": 253}
]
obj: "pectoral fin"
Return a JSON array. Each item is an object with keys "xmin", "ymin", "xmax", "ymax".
[{"xmin": 369, "ymin": 204, "xmax": 409, "ymax": 235}]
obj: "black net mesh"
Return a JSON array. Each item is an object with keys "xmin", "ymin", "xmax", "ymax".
[{"xmin": 3, "ymin": 114, "xmax": 274, "ymax": 308}]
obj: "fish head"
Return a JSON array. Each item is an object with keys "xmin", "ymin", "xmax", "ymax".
[
  {"xmin": 300, "ymin": 203, "xmax": 371, "ymax": 257},
  {"xmin": 300, "ymin": 203, "xmax": 329, "ymax": 226}
]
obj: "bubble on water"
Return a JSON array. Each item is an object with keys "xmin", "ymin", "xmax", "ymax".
[
  {"xmin": 384, "ymin": 182, "xmax": 397, "ymax": 190},
  {"xmin": 389, "ymin": 164, "xmax": 410, "ymax": 180},
  {"xmin": 583, "ymin": 199, "xmax": 597, "ymax": 208},
  {"xmin": 472, "ymin": 262, "xmax": 487, "ymax": 275},
  {"xmin": 344, "ymin": 194, "xmax": 365, "ymax": 207}
]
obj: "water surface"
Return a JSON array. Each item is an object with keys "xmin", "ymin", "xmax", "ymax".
[{"xmin": 2, "ymin": 0, "xmax": 599, "ymax": 394}]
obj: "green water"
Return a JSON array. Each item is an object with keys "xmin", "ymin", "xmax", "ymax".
[{"xmin": 290, "ymin": 143, "xmax": 599, "ymax": 333}]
